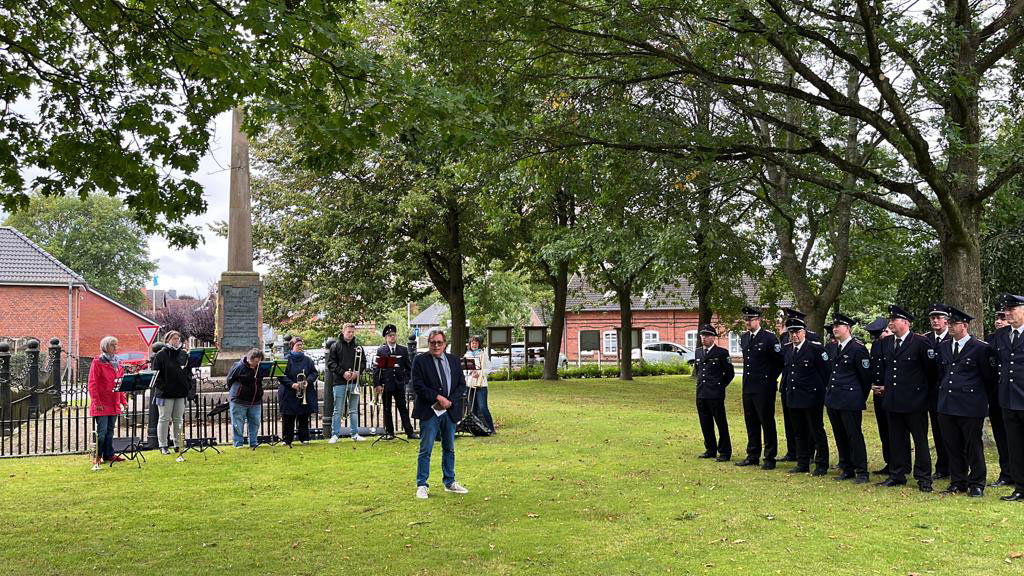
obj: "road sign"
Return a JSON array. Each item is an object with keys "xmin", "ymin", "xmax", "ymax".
[
  {"xmin": 138, "ymin": 324, "xmax": 160, "ymax": 347},
  {"xmin": 414, "ymin": 327, "xmax": 420, "ymax": 337}
]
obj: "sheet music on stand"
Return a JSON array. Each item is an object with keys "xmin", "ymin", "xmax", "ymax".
[
  {"xmin": 256, "ymin": 360, "xmax": 288, "ymax": 379},
  {"xmin": 111, "ymin": 371, "xmax": 158, "ymax": 468},
  {"xmin": 186, "ymin": 347, "xmax": 219, "ymax": 369}
]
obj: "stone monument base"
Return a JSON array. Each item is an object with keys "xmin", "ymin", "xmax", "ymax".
[{"xmin": 213, "ymin": 271, "xmax": 263, "ymax": 377}]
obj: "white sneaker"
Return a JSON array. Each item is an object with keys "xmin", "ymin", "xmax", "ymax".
[
  {"xmin": 416, "ymin": 486, "xmax": 429, "ymax": 499},
  {"xmin": 444, "ymin": 482, "xmax": 468, "ymax": 494},
  {"xmin": 352, "ymin": 434, "xmax": 366, "ymax": 442},
  {"xmin": 328, "ymin": 436, "xmax": 339, "ymax": 444}
]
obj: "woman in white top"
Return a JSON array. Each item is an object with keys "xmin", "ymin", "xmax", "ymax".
[{"xmin": 464, "ymin": 335, "xmax": 494, "ymax": 433}]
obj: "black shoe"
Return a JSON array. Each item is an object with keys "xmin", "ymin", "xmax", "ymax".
[
  {"xmin": 407, "ymin": 432, "xmax": 420, "ymax": 440},
  {"xmin": 779, "ymin": 454, "xmax": 796, "ymax": 462},
  {"xmin": 919, "ymin": 483, "xmax": 933, "ymax": 493},
  {"xmin": 761, "ymin": 460, "xmax": 776, "ymax": 470},
  {"xmin": 735, "ymin": 459, "xmax": 758, "ymax": 467},
  {"xmin": 834, "ymin": 472, "xmax": 855, "ymax": 481},
  {"xmin": 698, "ymin": 452, "xmax": 715, "ymax": 459},
  {"xmin": 853, "ymin": 475, "xmax": 870, "ymax": 484},
  {"xmin": 872, "ymin": 467, "xmax": 890, "ymax": 476},
  {"xmin": 811, "ymin": 467, "xmax": 828, "ymax": 477},
  {"xmin": 932, "ymin": 472, "xmax": 949, "ymax": 480},
  {"xmin": 715, "ymin": 455, "xmax": 731, "ymax": 462},
  {"xmin": 1000, "ymin": 491, "xmax": 1024, "ymax": 502},
  {"xmin": 941, "ymin": 485, "xmax": 966, "ymax": 495},
  {"xmin": 876, "ymin": 479, "xmax": 905, "ymax": 487},
  {"xmin": 788, "ymin": 466, "xmax": 810, "ymax": 474},
  {"xmin": 968, "ymin": 487, "xmax": 984, "ymax": 498},
  {"xmin": 159, "ymin": 447, "xmax": 170, "ymax": 455},
  {"xmin": 989, "ymin": 479, "xmax": 1011, "ymax": 487}
]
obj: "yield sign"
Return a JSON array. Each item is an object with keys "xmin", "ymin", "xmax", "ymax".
[{"xmin": 138, "ymin": 325, "xmax": 161, "ymax": 347}]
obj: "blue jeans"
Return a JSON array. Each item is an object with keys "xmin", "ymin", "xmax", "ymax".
[
  {"xmin": 94, "ymin": 415, "xmax": 116, "ymax": 461},
  {"xmin": 417, "ymin": 413, "xmax": 456, "ymax": 488},
  {"xmin": 332, "ymin": 383, "xmax": 360, "ymax": 436},
  {"xmin": 230, "ymin": 402, "xmax": 262, "ymax": 447},
  {"xmin": 473, "ymin": 387, "xmax": 494, "ymax": 432}
]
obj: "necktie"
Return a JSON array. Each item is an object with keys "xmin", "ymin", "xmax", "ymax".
[
  {"xmin": 436, "ymin": 357, "xmax": 449, "ymax": 395},
  {"xmin": 953, "ymin": 341, "xmax": 960, "ymax": 359},
  {"xmin": 895, "ymin": 338, "xmax": 902, "ymax": 352},
  {"xmin": 1012, "ymin": 330, "xmax": 1019, "ymax": 348}
]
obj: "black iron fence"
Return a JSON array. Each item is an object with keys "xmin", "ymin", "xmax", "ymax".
[{"xmin": 0, "ymin": 340, "xmax": 418, "ymax": 458}]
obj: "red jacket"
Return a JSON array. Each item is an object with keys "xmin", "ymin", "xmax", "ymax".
[{"xmin": 88, "ymin": 356, "xmax": 127, "ymax": 417}]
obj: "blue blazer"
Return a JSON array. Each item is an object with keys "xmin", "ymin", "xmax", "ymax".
[
  {"xmin": 411, "ymin": 352, "xmax": 467, "ymax": 421},
  {"xmin": 936, "ymin": 337, "xmax": 995, "ymax": 418}
]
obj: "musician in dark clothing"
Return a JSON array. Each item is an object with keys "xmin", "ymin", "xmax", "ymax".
[
  {"xmin": 923, "ymin": 303, "xmax": 953, "ymax": 480},
  {"xmin": 326, "ymin": 323, "xmax": 367, "ymax": 442},
  {"xmin": 226, "ymin": 348, "xmax": 264, "ymax": 448},
  {"xmin": 693, "ymin": 324, "xmax": 734, "ymax": 461},
  {"xmin": 372, "ymin": 324, "xmax": 418, "ymax": 439},
  {"xmin": 783, "ymin": 316, "xmax": 831, "ymax": 475},
  {"xmin": 736, "ymin": 306, "xmax": 785, "ymax": 470},
  {"xmin": 824, "ymin": 314, "xmax": 873, "ymax": 483},
  {"xmin": 935, "ymin": 306, "xmax": 997, "ymax": 497},
  {"xmin": 151, "ymin": 331, "xmax": 195, "ymax": 454},
  {"xmin": 277, "ymin": 337, "xmax": 319, "ymax": 446},
  {"xmin": 873, "ymin": 305, "xmax": 940, "ymax": 492}
]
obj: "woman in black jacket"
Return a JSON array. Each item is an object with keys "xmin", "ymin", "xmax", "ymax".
[
  {"xmin": 277, "ymin": 337, "xmax": 319, "ymax": 446},
  {"xmin": 226, "ymin": 348, "xmax": 265, "ymax": 448},
  {"xmin": 151, "ymin": 331, "xmax": 193, "ymax": 455}
]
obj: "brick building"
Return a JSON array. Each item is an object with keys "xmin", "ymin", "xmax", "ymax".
[
  {"xmin": 0, "ymin": 227, "xmax": 158, "ymax": 366},
  {"xmin": 563, "ymin": 275, "xmax": 778, "ymax": 363}
]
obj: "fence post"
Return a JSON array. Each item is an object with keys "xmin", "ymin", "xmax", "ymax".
[
  {"xmin": 322, "ymin": 338, "xmax": 336, "ymax": 438},
  {"xmin": 0, "ymin": 342, "xmax": 11, "ymax": 435},
  {"xmin": 48, "ymin": 338, "xmax": 62, "ymax": 402},
  {"xmin": 26, "ymin": 339, "xmax": 40, "ymax": 418}
]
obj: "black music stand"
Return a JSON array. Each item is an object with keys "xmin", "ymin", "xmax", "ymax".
[
  {"xmin": 251, "ymin": 361, "xmax": 287, "ymax": 449},
  {"xmin": 372, "ymin": 354, "xmax": 410, "ymax": 446},
  {"xmin": 112, "ymin": 371, "xmax": 158, "ymax": 468},
  {"xmin": 456, "ymin": 357, "xmax": 488, "ymax": 436}
]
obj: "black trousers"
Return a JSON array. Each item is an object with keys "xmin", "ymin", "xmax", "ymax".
[
  {"xmin": 938, "ymin": 413, "xmax": 986, "ymax": 490},
  {"xmin": 873, "ymin": 396, "xmax": 891, "ymax": 472},
  {"xmin": 382, "ymin": 386, "xmax": 414, "ymax": 436},
  {"xmin": 696, "ymin": 398, "xmax": 731, "ymax": 457},
  {"xmin": 887, "ymin": 411, "xmax": 932, "ymax": 485},
  {"xmin": 282, "ymin": 414, "xmax": 310, "ymax": 445},
  {"xmin": 828, "ymin": 408, "xmax": 867, "ymax": 475},
  {"xmin": 780, "ymin": 393, "xmax": 797, "ymax": 457},
  {"xmin": 928, "ymin": 402, "xmax": 949, "ymax": 475},
  {"xmin": 742, "ymin": 392, "xmax": 777, "ymax": 463},
  {"xmin": 792, "ymin": 404, "xmax": 828, "ymax": 470},
  {"xmin": 1003, "ymin": 408, "xmax": 1024, "ymax": 492},
  {"xmin": 989, "ymin": 399, "xmax": 1012, "ymax": 483}
]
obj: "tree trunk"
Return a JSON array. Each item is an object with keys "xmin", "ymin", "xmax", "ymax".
[
  {"xmin": 447, "ymin": 200, "xmax": 467, "ymax": 357},
  {"xmin": 939, "ymin": 205, "xmax": 984, "ymax": 334},
  {"xmin": 617, "ymin": 288, "xmax": 633, "ymax": 381},
  {"xmin": 543, "ymin": 260, "xmax": 569, "ymax": 381}
]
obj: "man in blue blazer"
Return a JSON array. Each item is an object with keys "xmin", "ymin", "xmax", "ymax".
[{"xmin": 411, "ymin": 328, "xmax": 469, "ymax": 499}]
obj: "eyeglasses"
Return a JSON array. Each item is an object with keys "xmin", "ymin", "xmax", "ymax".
[{"xmin": 429, "ymin": 340, "xmax": 445, "ymax": 346}]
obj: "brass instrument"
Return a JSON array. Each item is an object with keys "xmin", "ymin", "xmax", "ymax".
[
  {"xmin": 351, "ymin": 346, "xmax": 364, "ymax": 391},
  {"xmin": 296, "ymin": 371, "xmax": 308, "ymax": 405},
  {"xmin": 175, "ymin": 428, "xmax": 186, "ymax": 462}
]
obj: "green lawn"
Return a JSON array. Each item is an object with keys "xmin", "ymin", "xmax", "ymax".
[{"xmin": 1, "ymin": 376, "xmax": 1022, "ymax": 575}]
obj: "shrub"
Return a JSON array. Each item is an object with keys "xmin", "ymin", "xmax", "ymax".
[{"xmin": 488, "ymin": 360, "xmax": 693, "ymax": 381}]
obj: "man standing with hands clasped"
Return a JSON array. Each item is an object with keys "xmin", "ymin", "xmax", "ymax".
[{"xmin": 411, "ymin": 328, "xmax": 468, "ymax": 499}]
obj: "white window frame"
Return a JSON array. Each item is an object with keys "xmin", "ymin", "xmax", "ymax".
[
  {"xmin": 603, "ymin": 331, "xmax": 618, "ymax": 355},
  {"xmin": 685, "ymin": 330, "xmax": 697, "ymax": 351},
  {"xmin": 728, "ymin": 332, "xmax": 742, "ymax": 356},
  {"xmin": 642, "ymin": 330, "xmax": 659, "ymax": 346}
]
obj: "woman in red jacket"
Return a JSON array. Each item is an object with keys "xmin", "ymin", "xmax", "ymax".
[{"xmin": 88, "ymin": 336, "xmax": 127, "ymax": 468}]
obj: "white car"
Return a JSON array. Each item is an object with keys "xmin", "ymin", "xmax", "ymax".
[
  {"xmin": 489, "ymin": 342, "xmax": 568, "ymax": 371},
  {"xmin": 632, "ymin": 341, "xmax": 694, "ymax": 364}
]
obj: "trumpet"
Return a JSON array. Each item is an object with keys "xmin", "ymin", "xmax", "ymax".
[{"xmin": 296, "ymin": 371, "xmax": 308, "ymax": 405}]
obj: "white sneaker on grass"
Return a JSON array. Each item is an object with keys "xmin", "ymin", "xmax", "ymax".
[
  {"xmin": 416, "ymin": 486, "xmax": 429, "ymax": 499},
  {"xmin": 352, "ymin": 434, "xmax": 366, "ymax": 442},
  {"xmin": 328, "ymin": 436, "xmax": 339, "ymax": 444},
  {"xmin": 444, "ymin": 482, "xmax": 469, "ymax": 494}
]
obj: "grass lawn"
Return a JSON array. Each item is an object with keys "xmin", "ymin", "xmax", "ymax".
[{"xmin": 2, "ymin": 375, "xmax": 1022, "ymax": 575}]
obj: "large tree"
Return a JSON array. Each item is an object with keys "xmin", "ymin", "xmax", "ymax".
[{"xmin": 4, "ymin": 194, "xmax": 156, "ymax": 307}]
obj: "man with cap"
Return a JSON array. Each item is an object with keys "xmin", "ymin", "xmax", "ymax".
[
  {"xmin": 824, "ymin": 313, "xmax": 873, "ymax": 483},
  {"xmin": 991, "ymin": 293, "xmax": 1024, "ymax": 501},
  {"xmin": 987, "ymin": 307, "xmax": 1013, "ymax": 487},
  {"xmin": 934, "ymin": 306, "xmax": 996, "ymax": 497},
  {"xmin": 873, "ymin": 305, "xmax": 939, "ymax": 492},
  {"xmin": 736, "ymin": 306, "xmax": 785, "ymax": 469},
  {"xmin": 693, "ymin": 324, "xmax": 734, "ymax": 461},
  {"xmin": 864, "ymin": 317, "xmax": 894, "ymax": 476},
  {"xmin": 778, "ymin": 307, "xmax": 821, "ymax": 462},
  {"xmin": 372, "ymin": 324, "xmax": 419, "ymax": 440},
  {"xmin": 782, "ymin": 315, "xmax": 831, "ymax": 475},
  {"xmin": 923, "ymin": 303, "xmax": 953, "ymax": 480}
]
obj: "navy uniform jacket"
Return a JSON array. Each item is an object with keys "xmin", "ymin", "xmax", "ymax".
[
  {"xmin": 985, "ymin": 328, "xmax": 1008, "ymax": 405},
  {"xmin": 783, "ymin": 341, "xmax": 830, "ymax": 409},
  {"xmin": 741, "ymin": 329, "xmax": 784, "ymax": 394},
  {"xmin": 874, "ymin": 333, "xmax": 939, "ymax": 414},
  {"xmin": 694, "ymin": 344, "xmax": 735, "ymax": 400},
  {"xmin": 824, "ymin": 339, "xmax": 872, "ymax": 411},
  {"xmin": 992, "ymin": 326, "xmax": 1024, "ymax": 411},
  {"xmin": 935, "ymin": 337, "xmax": 996, "ymax": 418},
  {"xmin": 410, "ymin": 352, "xmax": 467, "ymax": 421},
  {"xmin": 779, "ymin": 330, "xmax": 820, "ymax": 396},
  {"xmin": 277, "ymin": 351, "xmax": 319, "ymax": 416},
  {"xmin": 371, "ymin": 343, "xmax": 411, "ymax": 391},
  {"xmin": 923, "ymin": 331, "xmax": 952, "ymax": 404}
]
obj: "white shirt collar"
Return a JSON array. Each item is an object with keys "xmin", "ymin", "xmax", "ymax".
[
  {"xmin": 750, "ymin": 328, "xmax": 761, "ymax": 337},
  {"xmin": 838, "ymin": 336, "xmax": 852, "ymax": 349},
  {"xmin": 953, "ymin": 334, "xmax": 971, "ymax": 349},
  {"xmin": 935, "ymin": 329, "xmax": 949, "ymax": 340}
]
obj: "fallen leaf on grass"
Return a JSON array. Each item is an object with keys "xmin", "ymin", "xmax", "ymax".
[
  {"xmin": 527, "ymin": 513, "xmax": 539, "ymax": 518},
  {"xmin": 1009, "ymin": 551, "xmax": 1024, "ymax": 559},
  {"xmin": 732, "ymin": 539, "xmax": 746, "ymax": 544}
]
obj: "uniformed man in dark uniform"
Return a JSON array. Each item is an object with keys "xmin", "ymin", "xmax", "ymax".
[
  {"xmin": 865, "ymin": 317, "xmax": 893, "ymax": 475},
  {"xmin": 372, "ymin": 324, "xmax": 419, "ymax": 440},
  {"xmin": 923, "ymin": 303, "xmax": 953, "ymax": 480},
  {"xmin": 694, "ymin": 324, "xmax": 734, "ymax": 461},
  {"xmin": 987, "ymin": 307, "xmax": 1013, "ymax": 487},
  {"xmin": 736, "ymin": 306, "xmax": 785, "ymax": 470},
  {"xmin": 935, "ymin": 306, "xmax": 996, "ymax": 497},
  {"xmin": 992, "ymin": 293, "xmax": 1024, "ymax": 501},
  {"xmin": 873, "ymin": 305, "xmax": 939, "ymax": 492},
  {"xmin": 782, "ymin": 316, "xmax": 831, "ymax": 475},
  {"xmin": 778, "ymin": 307, "xmax": 821, "ymax": 462},
  {"xmin": 824, "ymin": 313, "xmax": 873, "ymax": 483}
]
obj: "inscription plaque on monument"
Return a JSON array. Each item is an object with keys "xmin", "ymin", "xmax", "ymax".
[{"xmin": 220, "ymin": 285, "xmax": 260, "ymax": 349}]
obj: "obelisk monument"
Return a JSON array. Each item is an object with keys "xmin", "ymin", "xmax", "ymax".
[{"xmin": 214, "ymin": 107, "xmax": 264, "ymax": 376}]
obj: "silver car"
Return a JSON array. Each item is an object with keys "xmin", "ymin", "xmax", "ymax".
[{"xmin": 631, "ymin": 341, "xmax": 694, "ymax": 364}]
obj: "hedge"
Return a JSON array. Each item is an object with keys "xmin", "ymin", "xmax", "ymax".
[{"xmin": 488, "ymin": 360, "xmax": 694, "ymax": 381}]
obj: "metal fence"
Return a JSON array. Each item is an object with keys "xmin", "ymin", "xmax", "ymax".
[{"xmin": 0, "ymin": 340, "xmax": 419, "ymax": 458}]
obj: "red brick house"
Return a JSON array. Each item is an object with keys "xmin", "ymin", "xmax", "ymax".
[
  {"xmin": 0, "ymin": 227, "xmax": 159, "ymax": 366},
  {"xmin": 563, "ymin": 275, "xmax": 776, "ymax": 363}
]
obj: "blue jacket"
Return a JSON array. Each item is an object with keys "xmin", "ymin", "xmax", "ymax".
[
  {"xmin": 277, "ymin": 351, "xmax": 319, "ymax": 416},
  {"xmin": 740, "ymin": 329, "xmax": 784, "ymax": 394},
  {"xmin": 824, "ymin": 339, "xmax": 872, "ymax": 411},
  {"xmin": 227, "ymin": 359, "xmax": 262, "ymax": 406},
  {"xmin": 991, "ymin": 326, "xmax": 1024, "ymax": 411},
  {"xmin": 874, "ymin": 332, "xmax": 939, "ymax": 414},
  {"xmin": 936, "ymin": 337, "xmax": 995, "ymax": 418},
  {"xmin": 693, "ymin": 345, "xmax": 734, "ymax": 400},
  {"xmin": 371, "ymin": 343, "xmax": 411, "ymax": 391},
  {"xmin": 783, "ymin": 341, "xmax": 830, "ymax": 409},
  {"xmin": 410, "ymin": 352, "xmax": 467, "ymax": 422}
]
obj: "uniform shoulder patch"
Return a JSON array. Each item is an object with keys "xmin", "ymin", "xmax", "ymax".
[
  {"xmin": 926, "ymin": 349, "xmax": 935, "ymax": 359},
  {"xmin": 821, "ymin": 351, "xmax": 829, "ymax": 361},
  {"xmin": 861, "ymin": 358, "xmax": 870, "ymax": 369},
  {"xmin": 774, "ymin": 344, "xmax": 782, "ymax": 352}
]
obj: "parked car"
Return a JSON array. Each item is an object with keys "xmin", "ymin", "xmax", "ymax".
[
  {"xmin": 631, "ymin": 341, "xmax": 694, "ymax": 364},
  {"xmin": 115, "ymin": 352, "xmax": 149, "ymax": 374},
  {"xmin": 489, "ymin": 342, "xmax": 568, "ymax": 372}
]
